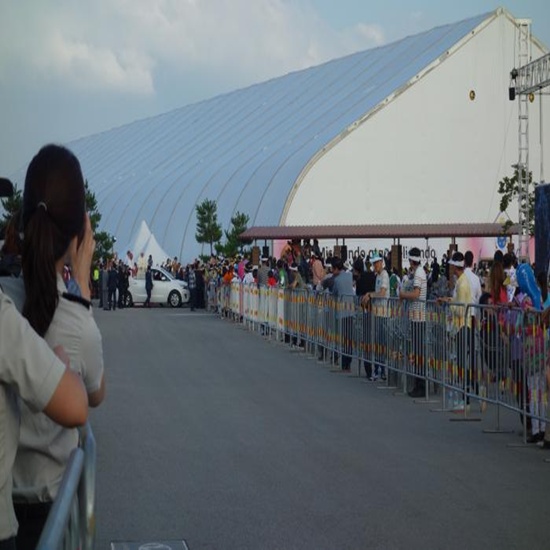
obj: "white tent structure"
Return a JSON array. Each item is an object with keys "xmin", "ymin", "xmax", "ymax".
[{"xmin": 124, "ymin": 220, "xmax": 171, "ymax": 267}]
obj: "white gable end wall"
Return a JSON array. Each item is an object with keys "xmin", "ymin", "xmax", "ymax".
[{"xmin": 284, "ymin": 14, "xmax": 549, "ymax": 233}]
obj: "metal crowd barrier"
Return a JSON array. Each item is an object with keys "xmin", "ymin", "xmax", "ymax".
[
  {"xmin": 36, "ymin": 422, "xmax": 97, "ymax": 550},
  {"xmin": 223, "ymin": 283, "xmax": 549, "ymax": 439}
]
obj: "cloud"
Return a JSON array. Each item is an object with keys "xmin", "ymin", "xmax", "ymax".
[
  {"xmin": 354, "ymin": 23, "xmax": 385, "ymax": 45},
  {"xmin": 0, "ymin": 0, "xmax": 385, "ymax": 96},
  {"xmin": 0, "ymin": 0, "xmax": 387, "ymax": 175},
  {"xmin": 35, "ymin": 32, "xmax": 155, "ymax": 94}
]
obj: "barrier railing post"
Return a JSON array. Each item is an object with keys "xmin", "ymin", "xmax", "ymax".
[
  {"xmin": 478, "ymin": 302, "xmax": 516, "ymax": 435},
  {"xmin": 446, "ymin": 304, "xmax": 480, "ymax": 420},
  {"xmin": 36, "ymin": 449, "xmax": 84, "ymax": 550},
  {"xmin": 79, "ymin": 423, "xmax": 97, "ymax": 550}
]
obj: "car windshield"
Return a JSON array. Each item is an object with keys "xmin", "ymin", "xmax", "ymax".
[{"xmin": 153, "ymin": 268, "xmax": 174, "ymax": 281}]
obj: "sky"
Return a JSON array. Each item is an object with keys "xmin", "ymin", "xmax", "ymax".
[{"xmin": 1, "ymin": 1, "xmax": 549, "ymax": 179}]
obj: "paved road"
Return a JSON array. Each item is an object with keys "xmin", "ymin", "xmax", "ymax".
[{"xmin": 92, "ymin": 306, "xmax": 549, "ymax": 550}]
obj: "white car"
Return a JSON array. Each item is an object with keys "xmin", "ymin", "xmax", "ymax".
[{"xmin": 125, "ymin": 267, "xmax": 190, "ymax": 307}]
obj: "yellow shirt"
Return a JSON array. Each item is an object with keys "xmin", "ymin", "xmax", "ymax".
[{"xmin": 451, "ymin": 272, "xmax": 473, "ymax": 329}]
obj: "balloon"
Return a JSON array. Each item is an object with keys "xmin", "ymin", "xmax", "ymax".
[{"xmin": 516, "ymin": 263, "xmax": 542, "ymax": 310}]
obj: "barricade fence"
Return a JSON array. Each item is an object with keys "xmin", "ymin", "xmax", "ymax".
[
  {"xmin": 36, "ymin": 422, "xmax": 97, "ymax": 550},
  {"xmin": 223, "ymin": 283, "xmax": 549, "ymax": 437}
]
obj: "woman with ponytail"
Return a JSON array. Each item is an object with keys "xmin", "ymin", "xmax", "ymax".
[{"xmin": 12, "ymin": 144, "xmax": 106, "ymax": 550}]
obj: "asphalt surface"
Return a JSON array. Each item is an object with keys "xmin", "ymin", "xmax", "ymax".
[{"xmin": 92, "ymin": 305, "xmax": 550, "ymax": 550}]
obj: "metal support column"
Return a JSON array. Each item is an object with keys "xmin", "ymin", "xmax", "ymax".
[{"xmin": 516, "ymin": 19, "xmax": 531, "ymax": 259}]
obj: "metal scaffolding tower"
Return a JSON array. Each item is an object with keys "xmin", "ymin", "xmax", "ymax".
[
  {"xmin": 513, "ymin": 20, "xmax": 531, "ymax": 259},
  {"xmin": 509, "ymin": 21, "xmax": 550, "ymax": 259}
]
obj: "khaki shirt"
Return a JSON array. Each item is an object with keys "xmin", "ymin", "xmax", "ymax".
[
  {"xmin": 9, "ymin": 275, "xmax": 104, "ymax": 503},
  {"xmin": 0, "ymin": 289, "xmax": 65, "ymax": 540}
]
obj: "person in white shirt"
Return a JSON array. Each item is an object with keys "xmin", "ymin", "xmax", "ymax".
[
  {"xmin": 464, "ymin": 250, "xmax": 483, "ymax": 400},
  {"xmin": 361, "ymin": 253, "xmax": 389, "ymax": 381},
  {"xmin": 399, "ymin": 247, "xmax": 427, "ymax": 397},
  {"xmin": 242, "ymin": 263, "xmax": 255, "ymax": 285},
  {"xmin": 125, "ymin": 250, "xmax": 134, "ymax": 268},
  {"xmin": 464, "ymin": 251, "xmax": 482, "ymax": 305}
]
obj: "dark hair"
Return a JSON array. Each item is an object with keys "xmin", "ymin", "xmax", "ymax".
[
  {"xmin": 331, "ymin": 257, "xmax": 344, "ymax": 271},
  {"xmin": 451, "ymin": 251, "xmax": 465, "ymax": 266},
  {"xmin": 464, "ymin": 250, "xmax": 474, "ymax": 268},
  {"xmin": 22, "ymin": 144, "xmax": 86, "ymax": 336},
  {"xmin": 502, "ymin": 253, "xmax": 514, "ymax": 269},
  {"xmin": 353, "ymin": 257, "xmax": 364, "ymax": 273}
]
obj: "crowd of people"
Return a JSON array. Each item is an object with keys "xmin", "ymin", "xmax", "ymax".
[{"xmin": 192, "ymin": 239, "xmax": 550, "ymax": 444}]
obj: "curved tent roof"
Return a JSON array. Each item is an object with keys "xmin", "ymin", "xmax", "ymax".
[{"xmin": 12, "ymin": 9, "xmax": 500, "ymax": 261}]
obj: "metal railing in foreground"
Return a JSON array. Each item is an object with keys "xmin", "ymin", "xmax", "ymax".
[
  {"xmin": 36, "ymin": 422, "xmax": 97, "ymax": 550},
  {"xmin": 224, "ymin": 283, "xmax": 549, "ymax": 440}
]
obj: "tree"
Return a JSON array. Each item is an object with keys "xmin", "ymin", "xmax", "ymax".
[
  {"xmin": 217, "ymin": 211, "xmax": 252, "ymax": 258},
  {"xmin": 195, "ymin": 199, "xmax": 222, "ymax": 255},
  {"xmin": 497, "ymin": 165, "xmax": 537, "ymax": 236},
  {"xmin": 0, "ymin": 182, "xmax": 22, "ymax": 237},
  {"xmin": 84, "ymin": 180, "xmax": 116, "ymax": 263}
]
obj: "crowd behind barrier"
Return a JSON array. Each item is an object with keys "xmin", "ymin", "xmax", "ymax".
[
  {"xmin": 36, "ymin": 423, "xmax": 97, "ymax": 550},
  {"xmin": 220, "ymin": 282, "xmax": 549, "ymax": 439}
]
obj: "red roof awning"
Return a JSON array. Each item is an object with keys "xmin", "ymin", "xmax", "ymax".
[{"xmin": 240, "ymin": 223, "xmax": 519, "ymax": 241}]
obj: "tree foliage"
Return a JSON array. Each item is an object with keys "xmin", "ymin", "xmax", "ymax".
[
  {"xmin": 216, "ymin": 211, "xmax": 252, "ymax": 258},
  {"xmin": 84, "ymin": 180, "xmax": 116, "ymax": 263},
  {"xmin": 195, "ymin": 199, "xmax": 222, "ymax": 255},
  {"xmin": 497, "ymin": 166, "xmax": 537, "ymax": 236},
  {"xmin": 0, "ymin": 182, "xmax": 22, "ymax": 236}
]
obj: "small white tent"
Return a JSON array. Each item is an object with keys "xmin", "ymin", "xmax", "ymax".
[
  {"xmin": 142, "ymin": 232, "xmax": 171, "ymax": 267},
  {"xmin": 124, "ymin": 220, "xmax": 170, "ymax": 267}
]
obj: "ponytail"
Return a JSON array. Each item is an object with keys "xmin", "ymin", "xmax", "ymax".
[
  {"xmin": 22, "ymin": 208, "xmax": 59, "ymax": 336},
  {"xmin": 21, "ymin": 144, "xmax": 85, "ymax": 336}
]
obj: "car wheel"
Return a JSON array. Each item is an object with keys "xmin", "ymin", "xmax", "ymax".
[
  {"xmin": 168, "ymin": 290, "xmax": 182, "ymax": 308},
  {"xmin": 124, "ymin": 291, "xmax": 133, "ymax": 308}
]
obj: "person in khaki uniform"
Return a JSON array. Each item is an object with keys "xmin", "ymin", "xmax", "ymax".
[
  {"xmin": 0, "ymin": 289, "xmax": 88, "ymax": 550},
  {"xmin": 6, "ymin": 144, "xmax": 106, "ymax": 550}
]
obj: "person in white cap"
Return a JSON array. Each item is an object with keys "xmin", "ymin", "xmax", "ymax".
[
  {"xmin": 399, "ymin": 247, "xmax": 427, "ymax": 397},
  {"xmin": 438, "ymin": 251, "xmax": 474, "ymax": 410},
  {"xmin": 362, "ymin": 252, "xmax": 389, "ymax": 381}
]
